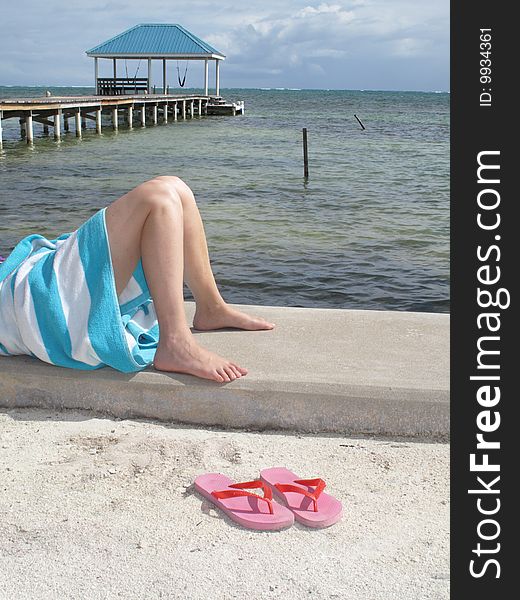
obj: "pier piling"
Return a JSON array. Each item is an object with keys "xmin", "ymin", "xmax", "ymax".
[
  {"xmin": 152, "ymin": 104, "xmax": 158, "ymax": 125},
  {"xmin": 26, "ymin": 113, "xmax": 34, "ymax": 144},
  {"xmin": 140, "ymin": 105, "xmax": 146, "ymax": 127},
  {"xmin": 54, "ymin": 110, "xmax": 61, "ymax": 140},
  {"xmin": 112, "ymin": 107, "xmax": 118, "ymax": 130},
  {"xmin": 74, "ymin": 110, "xmax": 81, "ymax": 137},
  {"xmin": 95, "ymin": 108, "xmax": 102, "ymax": 133}
]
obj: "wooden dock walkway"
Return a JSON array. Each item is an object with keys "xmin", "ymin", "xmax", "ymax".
[{"xmin": 0, "ymin": 94, "xmax": 244, "ymax": 147}]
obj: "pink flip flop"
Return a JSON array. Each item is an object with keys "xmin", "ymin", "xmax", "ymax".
[
  {"xmin": 260, "ymin": 467, "xmax": 343, "ymax": 528},
  {"xmin": 194, "ymin": 473, "xmax": 294, "ymax": 530}
]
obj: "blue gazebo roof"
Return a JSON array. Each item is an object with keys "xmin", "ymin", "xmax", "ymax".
[{"xmin": 86, "ymin": 24, "xmax": 225, "ymax": 59}]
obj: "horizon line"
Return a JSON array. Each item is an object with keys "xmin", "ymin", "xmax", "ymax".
[{"xmin": 0, "ymin": 84, "xmax": 450, "ymax": 94}]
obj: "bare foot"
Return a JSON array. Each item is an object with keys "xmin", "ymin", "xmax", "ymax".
[
  {"xmin": 153, "ymin": 331, "xmax": 248, "ymax": 383},
  {"xmin": 193, "ymin": 303, "xmax": 275, "ymax": 331}
]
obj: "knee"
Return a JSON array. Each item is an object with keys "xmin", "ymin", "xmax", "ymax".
[
  {"xmin": 139, "ymin": 178, "xmax": 183, "ymax": 214},
  {"xmin": 153, "ymin": 175, "xmax": 186, "ymax": 192},
  {"xmin": 154, "ymin": 175, "xmax": 195, "ymax": 206}
]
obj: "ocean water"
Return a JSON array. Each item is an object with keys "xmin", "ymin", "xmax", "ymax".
[{"xmin": 0, "ymin": 86, "xmax": 449, "ymax": 312}]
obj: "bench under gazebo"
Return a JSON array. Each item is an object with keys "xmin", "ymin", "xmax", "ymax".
[{"xmin": 86, "ymin": 23, "xmax": 226, "ymax": 96}]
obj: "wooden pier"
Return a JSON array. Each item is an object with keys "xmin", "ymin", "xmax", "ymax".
[{"xmin": 0, "ymin": 94, "xmax": 244, "ymax": 148}]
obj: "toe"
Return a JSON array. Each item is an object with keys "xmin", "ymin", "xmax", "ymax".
[
  {"xmin": 224, "ymin": 366, "xmax": 237, "ymax": 381},
  {"xmin": 256, "ymin": 317, "xmax": 274, "ymax": 330},
  {"xmin": 218, "ymin": 368, "xmax": 231, "ymax": 382},
  {"xmin": 229, "ymin": 365, "xmax": 242, "ymax": 379},
  {"xmin": 213, "ymin": 371, "xmax": 225, "ymax": 383},
  {"xmin": 233, "ymin": 363, "xmax": 248, "ymax": 375},
  {"xmin": 229, "ymin": 365, "xmax": 242, "ymax": 378}
]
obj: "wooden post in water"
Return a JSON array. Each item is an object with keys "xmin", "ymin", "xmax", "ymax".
[
  {"xmin": 0, "ymin": 111, "xmax": 3, "ymax": 148},
  {"xmin": 63, "ymin": 115, "xmax": 69, "ymax": 132},
  {"xmin": 26, "ymin": 112, "xmax": 34, "ymax": 144},
  {"xmin": 128, "ymin": 106, "xmax": 133, "ymax": 128},
  {"xmin": 54, "ymin": 110, "xmax": 61, "ymax": 140},
  {"xmin": 354, "ymin": 114, "xmax": 366, "ymax": 130},
  {"xmin": 112, "ymin": 107, "xmax": 118, "ymax": 130},
  {"xmin": 141, "ymin": 105, "xmax": 146, "ymax": 127},
  {"xmin": 174, "ymin": 101, "xmax": 178, "ymax": 121},
  {"xmin": 95, "ymin": 108, "xmax": 102, "ymax": 133},
  {"xmin": 152, "ymin": 104, "xmax": 158, "ymax": 125},
  {"xmin": 190, "ymin": 100, "xmax": 194, "ymax": 118},
  {"xmin": 198, "ymin": 98, "xmax": 202, "ymax": 116},
  {"xmin": 163, "ymin": 102, "xmax": 168, "ymax": 123},
  {"xmin": 302, "ymin": 128, "xmax": 309, "ymax": 179},
  {"xmin": 182, "ymin": 100, "xmax": 186, "ymax": 119},
  {"xmin": 19, "ymin": 118, "xmax": 26, "ymax": 139},
  {"xmin": 74, "ymin": 109, "xmax": 81, "ymax": 137}
]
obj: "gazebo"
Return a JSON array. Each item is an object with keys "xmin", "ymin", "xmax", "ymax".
[{"xmin": 86, "ymin": 24, "xmax": 226, "ymax": 96}]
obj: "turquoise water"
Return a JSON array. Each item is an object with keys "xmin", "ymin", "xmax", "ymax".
[{"xmin": 0, "ymin": 86, "xmax": 449, "ymax": 312}]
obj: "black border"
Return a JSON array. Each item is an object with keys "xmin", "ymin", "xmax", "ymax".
[{"xmin": 451, "ymin": 2, "xmax": 514, "ymax": 595}]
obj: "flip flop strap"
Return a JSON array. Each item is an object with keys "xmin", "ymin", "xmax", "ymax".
[
  {"xmin": 274, "ymin": 477, "xmax": 326, "ymax": 512},
  {"xmin": 211, "ymin": 480, "xmax": 274, "ymax": 514}
]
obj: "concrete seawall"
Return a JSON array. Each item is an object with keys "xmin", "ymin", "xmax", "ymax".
[{"xmin": 0, "ymin": 303, "xmax": 449, "ymax": 440}]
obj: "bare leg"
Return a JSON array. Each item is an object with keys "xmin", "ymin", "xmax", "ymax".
[
  {"xmin": 105, "ymin": 178, "xmax": 247, "ymax": 382},
  {"xmin": 155, "ymin": 176, "xmax": 275, "ymax": 331}
]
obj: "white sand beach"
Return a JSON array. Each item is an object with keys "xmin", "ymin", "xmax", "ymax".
[{"xmin": 0, "ymin": 408, "xmax": 449, "ymax": 600}]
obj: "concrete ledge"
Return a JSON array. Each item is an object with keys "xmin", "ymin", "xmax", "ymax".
[{"xmin": 0, "ymin": 304, "xmax": 450, "ymax": 439}]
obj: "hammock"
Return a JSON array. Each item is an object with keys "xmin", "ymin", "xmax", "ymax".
[{"xmin": 177, "ymin": 61, "xmax": 188, "ymax": 87}]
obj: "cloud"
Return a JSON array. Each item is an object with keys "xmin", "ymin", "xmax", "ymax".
[
  {"xmin": 204, "ymin": 1, "xmax": 448, "ymax": 89},
  {"xmin": 0, "ymin": 0, "xmax": 449, "ymax": 90},
  {"xmin": 390, "ymin": 37, "xmax": 432, "ymax": 57}
]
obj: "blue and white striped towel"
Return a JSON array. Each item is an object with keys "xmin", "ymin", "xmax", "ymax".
[{"xmin": 0, "ymin": 207, "xmax": 159, "ymax": 372}]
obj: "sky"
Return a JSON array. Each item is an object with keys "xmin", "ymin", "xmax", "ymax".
[{"xmin": 0, "ymin": 0, "xmax": 449, "ymax": 91}]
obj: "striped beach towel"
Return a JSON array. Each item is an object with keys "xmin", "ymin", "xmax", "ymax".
[{"xmin": 0, "ymin": 207, "xmax": 159, "ymax": 372}]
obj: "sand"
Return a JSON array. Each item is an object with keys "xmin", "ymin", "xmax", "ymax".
[{"xmin": 0, "ymin": 408, "xmax": 449, "ymax": 600}]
